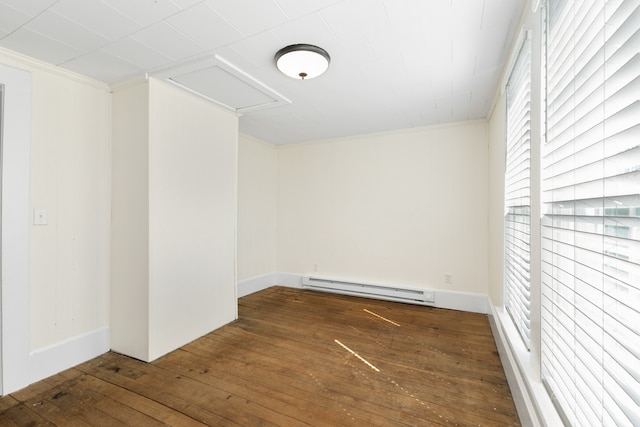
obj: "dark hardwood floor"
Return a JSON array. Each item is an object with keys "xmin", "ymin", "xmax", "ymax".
[{"xmin": 0, "ymin": 286, "xmax": 520, "ymax": 426}]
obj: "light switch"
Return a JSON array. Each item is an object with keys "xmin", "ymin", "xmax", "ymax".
[{"xmin": 34, "ymin": 208, "xmax": 48, "ymax": 225}]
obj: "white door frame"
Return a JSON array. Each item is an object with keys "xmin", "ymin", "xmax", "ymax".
[{"xmin": 0, "ymin": 63, "xmax": 31, "ymax": 395}]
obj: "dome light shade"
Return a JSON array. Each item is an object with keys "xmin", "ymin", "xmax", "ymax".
[{"xmin": 275, "ymin": 44, "xmax": 330, "ymax": 80}]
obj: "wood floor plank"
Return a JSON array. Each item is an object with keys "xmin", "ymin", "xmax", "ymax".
[
  {"xmin": 0, "ymin": 395, "xmax": 19, "ymax": 413},
  {"xmin": 235, "ymin": 306, "xmax": 508, "ymax": 384},
  {"xmin": 76, "ymin": 356, "xmax": 246, "ymax": 426},
  {"xmin": 217, "ymin": 309, "xmax": 508, "ymax": 396},
  {"xmin": 1, "ymin": 404, "xmax": 56, "ymax": 426},
  {"xmin": 239, "ymin": 289, "xmax": 502, "ymax": 362},
  {"xmin": 0, "ymin": 415, "xmax": 21, "ymax": 427},
  {"xmin": 18, "ymin": 374, "xmax": 111, "ymax": 427},
  {"xmin": 0, "ymin": 286, "xmax": 520, "ymax": 426},
  {"xmin": 84, "ymin": 351, "xmax": 300, "ymax": 426},
  {"xmin": 155, "ymin": 354, "xmax": 405, "ymax": 427},
  {"xmin": 202, "ymin": 320, "xmax": 517, "ymax": 425},
  {"xmin": 75, "ymin": 374, "xmax": 207, "ymax": 427},
  {"xmin": 160, "ymin": 342, "xmax": 435, "ymax": 427}
]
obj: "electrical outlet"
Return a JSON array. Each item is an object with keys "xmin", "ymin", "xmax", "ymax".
[
  {"xmin": 444, "ymin": 273, "xmax": 453, "ymax": 284},
  {"xmin": 314, "ymin": 263, "xmax": 319, "ymax": 272}
]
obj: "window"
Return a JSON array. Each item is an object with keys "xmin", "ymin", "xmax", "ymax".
[
  {"xmin": 541, "ymin": 0, "xmax": 640, "ymax": 425},
  {"xmin": 505, "ymin": 34, "xmax": 533, "ymax": 349}
]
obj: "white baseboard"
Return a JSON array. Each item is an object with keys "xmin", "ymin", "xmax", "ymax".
[
  {"xmin": 237, "ymin": 273, "xmax": 278, "ymax": 297},
  {"xmin": 488, "ymin": 304, "xmax": 562, "ymax": 427},
  {"xmin": 488, "ymin": 305, "xmax": 538, "ymax": 426},
  {"xmin": 275, "ymin": 272, "xmax": 303, "ymax": 289},
  {"xmin": 237, "ymin": 272, "xmax": 304, "ymax": 298},
  {"xmin": 432, "ymin": 288, "xmax": 489, "ymax": 314},
  {"xmin": 29, "ymin": 327, "xmax": 110, "ymax": 385}
]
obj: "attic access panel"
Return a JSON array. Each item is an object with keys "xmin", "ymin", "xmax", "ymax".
[{"xmin": 154, "ymin": 55, "xmax": 291, "ymax": 114}]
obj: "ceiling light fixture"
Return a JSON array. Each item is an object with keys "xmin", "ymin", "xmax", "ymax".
[{"xmin": 274, "ymin": 44, "xmax": 330, "ymax": 80}]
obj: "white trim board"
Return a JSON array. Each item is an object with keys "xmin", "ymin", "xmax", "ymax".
[
  {"xmin": 237, "ymin": 273, "xmax": 278, "ymax": 298},
  {"xmin": 1, "ymin": 62, "xmax": 31, "ymax": 395},
  {"xmin": 488, "ymin": 303, "xmax": 563, "ymax": 426},
  {"xmin": 29, "ymin": 327, "xmax": 110, "ymax": 386},
  {"xmin": 237, "ymin": 272, "xmax": 302, "ymax": 298},
  {"xmin": 0, "ymin": 47, "xmax": 110, "ymax": 92}
]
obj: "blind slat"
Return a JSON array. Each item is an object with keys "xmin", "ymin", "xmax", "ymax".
[
  {"xmin": 541, "ymin": 0, "xmax": 640, "ymax": 425},
  {"xmin": 505, "ymin": 34, "xmax": 533, "ymax": 350}
]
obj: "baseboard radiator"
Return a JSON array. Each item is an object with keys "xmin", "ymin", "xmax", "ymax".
[{"xmin": 302, "ymin": 276, "xmax": 435, "ymax": 306}]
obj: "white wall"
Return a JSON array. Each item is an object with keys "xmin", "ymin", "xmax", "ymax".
[
  {"xmin": 111, "ymin": 77, "xmax": 239, "ymax": 362},
  {"xmin": 238, "ymin": 133, "xmax": 277, "ymax": 281},
  {"xmin": 110, "ymin": 78, "xmax": 150, "ymax": 360},
  {"xmin": 147, "ymin": 78, "xmax": 238, "ymax": 361},
  {"xmin": 28, "ymin": 66, "xmax": 111, "ymax": 350},
  {"xmin": 0, "ymin": 48, "xmax": 111, "ymax": 391},
  {"xmin": 276, "ymin": 121, "xmax": 489, "ymax": 295}
]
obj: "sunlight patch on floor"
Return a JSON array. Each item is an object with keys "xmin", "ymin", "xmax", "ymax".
[
  {"xmin": 334, "ymin": 339, "xmax": 380, "ymax": 372},
  {"xmin": 363, "ymin": 309, "xmax": 401, "ymax": 326}
]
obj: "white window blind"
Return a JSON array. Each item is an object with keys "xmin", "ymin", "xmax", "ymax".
[
  {"xmin": 505, "ymin": 34, "xmax": 533, "ymax": 350},
  {"xmin": 542, "ymin": 0, "xmax": 640, "ymax": 425}
]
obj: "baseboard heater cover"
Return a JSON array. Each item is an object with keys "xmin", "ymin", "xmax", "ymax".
[{"xmin": 302, "ymin": 276, "xmax": 435, "ymax": 305}]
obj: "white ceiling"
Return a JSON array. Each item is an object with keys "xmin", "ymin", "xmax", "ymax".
[{"xmin": 0, "ymin": 0, "xmax": 526, "ymax": 144}]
